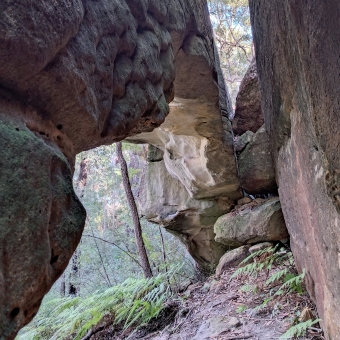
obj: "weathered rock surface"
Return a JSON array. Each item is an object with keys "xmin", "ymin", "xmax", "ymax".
[
  {"xmin": 127, "ymin": 31, "xmax": 240, "ymax": 200},
  {"xmin": 250, "ymin": 2, "xmax": 340, "ymax": 337},
  {"xmin": 232, "ymin": 58, "xmax": 264, "ymax": 135},
  {"xmin": 234, "ymin": 130, "xmax": 254, "ymax": 153},
  {"xmin": 237, "ymin": 197, "xmax": 252, "ymax": 205},
  {"xmin": 128, "ymin": 97, "xmax": 241, "ymax": 200},
  {"xmin": 194, "ymin": 316, "xmax": 241, "ymax": 340},
  {"xmin": 215, "ymin": 246, "xmax": 250, "ymax": 276},
  {"xmin": 238, "ymin": 125, "xmax": 277, "ymax": 194},
  {"xmin": 0, "ymin": 98, "xmax": 85, "ymax": 340},
  {"xmin": 214, "ymin": 198, "xmax": 288, "ymax": 247},
  {"xmin": 139, "ymin": 148, "xmax": 234, "ymax": 270},
  {"xmin": 0, "ymin": 0, "xmax": 238, "ymax": 338}
]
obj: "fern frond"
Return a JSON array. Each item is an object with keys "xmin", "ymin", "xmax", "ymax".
[
  {"xmin": 279, "ymin": 319, "xmax": 321, "ymax": 338},
  {"xmin": 17, "ymin": 273, "xmax": 172, "ymax": 340},
  {"xmin": 266, "ymin": 268, "xmax": 289, "ymax": 285},
  {"xmin": 276, "ymin": 270, "xmax": 305, "ymax": 295}
]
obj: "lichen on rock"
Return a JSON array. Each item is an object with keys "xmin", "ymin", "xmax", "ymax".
[
  {"xmin": 0, "ymin": 98, "xmax": 85, "ymax": 339},
  {"xmin": 214, "ymin": 197, "xmax": 288, "ymax": 247}
]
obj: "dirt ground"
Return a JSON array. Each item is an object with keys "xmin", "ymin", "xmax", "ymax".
[{"xmin": 88, "ymin": 250, "xmax": 324, "ymax": 340}]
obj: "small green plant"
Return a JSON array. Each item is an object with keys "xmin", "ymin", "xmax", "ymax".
[
  {"xmin": 279, "ymin": 319, "xmax": 321, "ymax": 338},
  {"xmin": 251, "ymin": 297, "xmax": 273, "ymax": 314},
  {"xmin": 230, "ymin": 245, "xmax": 282, "ymax": 280},
  {"xmin": 266, "ymin": 268, "xmax": 289, "ymax": 285},
  {"xmin": 239, "ymin": 284, "xmax": 257, "ymax": 293},
  {"xmin": 278, "ymin": 270, "xmax": 305, "ymax": 294},
  {"xmin": 236, "ymin": 304, "xmax": 248, "ymax": 313}
]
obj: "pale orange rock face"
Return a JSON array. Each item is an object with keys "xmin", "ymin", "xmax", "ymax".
[{"xmin": 250, "ymin": 0, "xmax": 340, "ymax": 337}]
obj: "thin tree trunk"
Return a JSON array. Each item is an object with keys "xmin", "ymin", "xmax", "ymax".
[
  {"xmin": 76, "ymin": 157, "xmax": 89, "ymax": 199},
  {"xmin": 91, "ymin": 227, "xmax": 111, "ymax": 287},
  {"xmin": 60, "ymin": 272, "xmax": 66, "ymax": 296},
  {"xmin": 116, "ymin": 142, "xmax": 153, "ymax": 278},
  {"xmin": 68, "ymin": 251, "xmax": 79, "ymax": 296},
  {"xmin": 158, "ymin": 226, "xmax": 168, "ymax": 273},
  {"xmin": 69, "ymin": 157, "xmax": 89, "ymax": 296}
]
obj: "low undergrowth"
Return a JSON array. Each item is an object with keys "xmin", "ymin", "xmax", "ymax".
[
  {"xmin": 16, "ymin": 274, "xmax": 173, "ymax": 340},
  {"xmin": 16, "ymin": 246, "xmax": 324, "ymax": 340},
  {"xmin": 230, "ymin": 245, "xmax": 323, "ymax": 339}
]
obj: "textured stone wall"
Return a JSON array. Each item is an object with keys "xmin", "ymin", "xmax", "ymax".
[
  {"xmin": 249, "ymin": 1, "xmax": 340, "ymax": 338},
  {"xmin": 0, "ymin": 96, "xmax": 85, "ymax": 339},
  {"xmin": 140, "ymin": 147, "xmax": 234, "ymax": 270}
]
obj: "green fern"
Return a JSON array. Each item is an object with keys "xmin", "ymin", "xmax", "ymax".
[
  {"xmin": 251, "ymin": 297, "xmax": 273, "ymax": 314},
  {"xmin": 16, "ymin": 273, "xmax": 172, "ymax": 340},
  {"xmin": 266, "ymin": 268, "xmax": 289, "ymax": 285},
  {"xmin": 231, "ymin": 245, "xmax": 287, "ymax": 281},
  {"xmin": 239, "ymin": 284, "xmax": 257, "ymax": 293},
  {"xmin": 275, "ymin": 270, "xmax": 305, "ymax": 295},
  {"xmin": 279, "ymin": 319, "xmax": 321, "ymax": 338},
  {"xmin": 235, "ymin": 304, "xmax": 248, "ymax": 313}
]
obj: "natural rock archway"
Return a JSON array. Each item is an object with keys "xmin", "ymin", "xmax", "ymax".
[{"xmin": 0, "ymin": 0, "xmax": 239, "ymax": 338}]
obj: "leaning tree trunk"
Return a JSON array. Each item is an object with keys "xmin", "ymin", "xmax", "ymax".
[{"xmin": 116, "ymin": 142, "xmax": 153, "ymax": 278}]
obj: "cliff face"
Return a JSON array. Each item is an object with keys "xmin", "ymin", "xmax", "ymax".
[{"xmin": 249, "ymin": 1, "xmax": 340, "ymax": 338}]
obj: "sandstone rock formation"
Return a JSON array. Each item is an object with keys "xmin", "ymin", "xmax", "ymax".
[
  {"xmin": 214, "ymin": 198, "xmax": 288, "ymax": 247},
  {"xmin": 234, "ymin": 130, "xmax": 254, "ymax": 153},
  {"xmin": 127, "ymin": 34, "xmax": 240, "ymax": 200},
  {"xmin": 215, "ymin": 245, "xmax": 250, "ymax": 276},
  {"xmin": 232, "ymin": 58, "xmax": 264, "ymax": 135},
  {"xmin": 0, "ymin": 0, "xmax": 238, "ymax": 338},
  {"xmin": 249, "ymin": 1, "xmax": 340, "ymax": 337},
  {"xmin": 0, "ymin": 98, "xmax": 86, "ymax": 339},
  {"xmin": 238, "ymin": 125, "xmax": 277, "ymax": 194},
  {"xmin": 139, "ymin": 146, "xmax": 234, "ymax": 270}
]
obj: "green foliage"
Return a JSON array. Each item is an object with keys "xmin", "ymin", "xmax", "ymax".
[
  {"xmin": 235, "ymin": 304, "xmax": 248, "ymax": 313},
  {"xmin": 276, "ymin": 270, "xmax": 305, "ymax": 295},
  {"xmin": 279, "ymin": 319, "xmax": 321, "ymax": 339},
  {"xmin": 231, "ymin": 246, "xmax": 307, "ymax": 316},
  {"xmin": 251, "ymin": 297, "xmax": 273, "ymax": 314},
  {"xmin": 230, "ymin": 245, "xmax": 281, "ymax": 280},
  {"xmin": 208, "ymin": 0, "xmax": 253, "ymax": 102},
  {"xmin": 17, "ymin": 274, "xmax": 171, "ymax": 340},
  {"xmin": 265, "ymin": 268, "xmax": 289, "ymax": 286},
  {"xmin": 239, "ymin": 284, "xmax": 257, "ymax": 293}
]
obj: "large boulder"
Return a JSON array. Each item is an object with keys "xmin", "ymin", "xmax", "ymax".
[
  {"xmin": 238, "ymin": 125, "xmax": 277, "ymax": 194},
  {"xmin": 139, "ymin": 147, "xmax": 234, "ymax": 271},
  {"xmin": 232, "ymin": 58, "xmax": 264, "ymax": 135},
  {"xmin": 215, "ymin": 246, "xmax": 250, "ymax": 276},
  {"xmin": 214, "ymin": 198, "xmax": 288, "ymax": 247},
  {"xmin": 250, "ymin": 1, "xmax": 340, "ymax": 337},
  {"xmin": 0, "ymin": 100, "xmax": 85, "ymax": 340}
]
